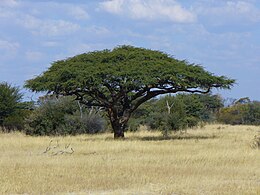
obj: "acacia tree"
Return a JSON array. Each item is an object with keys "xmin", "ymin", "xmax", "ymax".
[{"xmin": 25, "ymin": 46, "xmax": 234, "ymax": 138}]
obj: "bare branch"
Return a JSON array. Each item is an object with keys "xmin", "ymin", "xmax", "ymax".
[{"xmin": 42, "ymin": 140, "xmax": 74, "ymax": 156}]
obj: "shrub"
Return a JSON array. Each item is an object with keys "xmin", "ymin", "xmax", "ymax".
[
  {"xmin": 61, "ymin": 111, "xmax": 106, "ymax": 135},
  {"xmin": 25, "ymin": 96, "xmax": 106, "ymax": 136},
  {"xmin": 130, "ymin": 93, "xmax": 222, "ymax": 135},
  {"xmin": 2, "ymin": 109, "xmax": 31, "ymax": 131},
  {"xmin": 244, "ymin": 101, "xmax": 260, "ymax": 125},
  {"xmin": 166, "ymin": 98, "xmax": 187, "ymax": 131},
  {"xmin": 218, "ymin": 100, "xmax": 260, "ymax": 125}
]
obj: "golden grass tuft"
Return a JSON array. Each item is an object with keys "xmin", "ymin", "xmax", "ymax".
[{"xmin": 0, "ymin": 124, "xmax": 259, "ymax": 194}]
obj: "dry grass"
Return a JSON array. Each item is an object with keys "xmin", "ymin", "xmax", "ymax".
[{"xmin": 0, "ymin": 124, "xmax": 259, "ymax": 194}]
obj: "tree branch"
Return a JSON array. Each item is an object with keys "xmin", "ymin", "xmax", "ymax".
[{"xmin": 130, "ymin": 87, "xmax": 210, "ymax": 113}]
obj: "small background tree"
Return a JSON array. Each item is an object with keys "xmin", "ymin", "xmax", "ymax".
[{"xmin": 0, "ymin": 82, "xmax": 32, "ymax": 131}]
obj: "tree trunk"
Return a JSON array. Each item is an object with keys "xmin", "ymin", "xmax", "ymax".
[
  {"xmin": 114, "ymin": 127, "xmax": 125, "ymax": 138},
  {"xmin": 108, "ymin": 108, "xmax": 131, "ymax": 139},
  {"xmin": 111, "ymin": 120, "xmax": 126, "ymax": 139}
]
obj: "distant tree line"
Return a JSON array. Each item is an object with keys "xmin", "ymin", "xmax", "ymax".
[
  {"xmin": 1, "ymin": 81, "xmax": 260, "ymax": 136},
  {"xmin": 218, "ymin": 97, "xmax": 260, "ymax": 125}
]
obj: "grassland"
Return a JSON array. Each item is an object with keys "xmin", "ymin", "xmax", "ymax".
[{"xmin": 0, "ymin": 124, "xmax": 259, "ymax": 194}]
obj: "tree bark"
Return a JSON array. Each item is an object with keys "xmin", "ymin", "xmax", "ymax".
[
  {"xmin": 114, "ymin": 126, "xmax": 125, "ymax": 138},
  {"xmin": 111, "ymin": 120, "xmax": 126, "ymax": 138},
  {"xmin": 108, "ymin": 108, "xmax": 130, "ymax": 139}
]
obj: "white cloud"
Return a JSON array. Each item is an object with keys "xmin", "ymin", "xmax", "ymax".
[
  {"xmin": 0, "ymin": 0, "xmax": 19, "ymax": 7},
  {"xmin": 18, "ymin": 15, "xmax": 80, "ymax": 36},
  {"xmin": 0, "ymin": 0, "xmax": 18, "ymax": 19},
  {"xmin": 0, "ymin": 39, "xmax": 19, "ymax": 53},
  {"xmin": 42, "ymin": 41, "xmax": 59, "ymax": 47},
  {"xmin": 100, "ymin": 0, "xmax": 124, "ymax": 14},
  {"xmin": 196, "ymin": 0, "xmax": 260, "ymax": 23},
  {"xmin": 0, "ymin": 8, "xmax": 14, "ymax": 18},
  {"xmin": 25, "ymin": 51, "xmax": 44, "ymax": 61},
  {"xmin": 99, "ymin": 0, "xmax": 196, "ymax": 23},
  {"xmin": 23, "ymin": 2, "xmax": 90, "ymax": 21},
  {"xmin": 0, "ymin": 40, "xmax": 20, "ymax": 60},
  {"xmin": 85, "ymin": 26, "xmax": 111, "ymax": 35},
  {"xmin": 68, "ymin": 6, "xmax": 89, "ymax": 20}
]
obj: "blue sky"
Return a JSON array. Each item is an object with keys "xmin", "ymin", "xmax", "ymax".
[{"xmin": 0, "ymin": 0, "xmax": 260, "ymax": 101}]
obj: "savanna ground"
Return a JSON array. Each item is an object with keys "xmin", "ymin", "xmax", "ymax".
[{"xmin": 0, "ymin": 124, "xmax": 259, "ymax": 195}]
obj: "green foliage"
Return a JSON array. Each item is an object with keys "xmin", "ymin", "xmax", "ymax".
[
  {"xmin": 166, "ymin": 97, "xmax": 187, "ymax": 131},
  {"xmin": 218, "ymin": 105, "xmax": 246, "ymax": 125},
  {"xmin": 0, "ymin": 82, "xmax": 22, "ymax": 125},
  {"xmin": 62, "ymin": 111, "xmax": 106, "ymax": 135},
  {"xmin": 25, "ymin": 96, "xmax": 106, "ymax": 136},
  {"xmin": 157, "ymin": 94, "xmax": 211, "ymax": 133},
  {"xmin": 244, "ymin": 101, "xmax": 260, "ymax": 125},
  {"xmin": 2, "ymin": 109, "xmax": 31, "ymax": 130},
  {"xmin": 130, "ymin": 93, "xmax": 223, "ymax": 133},
  {"xmin": 196, "ymin": 94, "xmax": 223, "ymax": 121},
  {"xmin": 0, "ymin": 82, "xmax": 32, "ymax": 130},
  {"xmin": 218, "ymin": 100, "xmax": 260, "ymax": 125},
  {"xmin": 25, "ymin": 46, "xmax": 234, "ymax": 96}
]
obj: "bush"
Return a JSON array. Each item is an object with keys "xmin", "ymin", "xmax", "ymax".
[
  {"xmin": 244, "ymin": 101, "xmax": 260, "ymax": 125},
  {"xmin": 127, "ymin": 118, "xmax": 143, "ymax": 131},
  {"xmin": 186, "ymin": 116, "xmax": 200, "ymax": 128},
  {"xmin": 61, "ymin": 111, "xmax": 106, "ymax": 135},
  {"xmin": 130, "ymin": 93, "xmax": 223, "ymax": 135},
  {"xmin": 218, "ymin": 100, "xmax": 260, "ymax": 126},
  {"xmin": 2, "ymin": 109, "xmax": 31, "ymax": 131},
  {"xmin": 25, "ymin": 96, "xmax": 106, "ymax": 136},
  {"xmin": 166, "ymin": 98, "xmax": 187, "ymax": 131}
]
